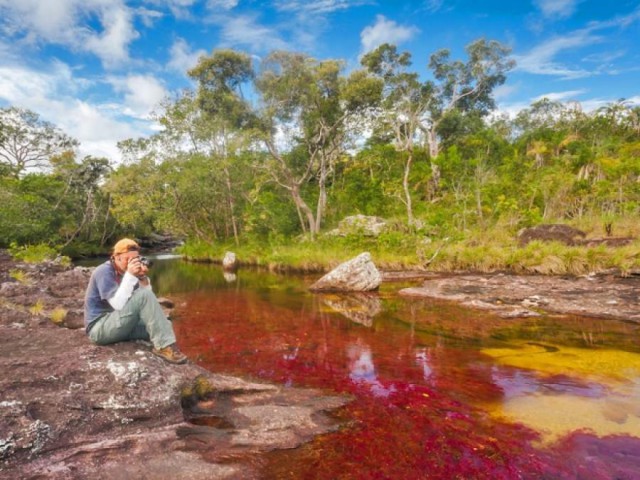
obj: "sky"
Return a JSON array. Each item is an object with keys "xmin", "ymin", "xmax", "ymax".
[{"xmin": 0, "ymin": 0, "xmax": 639, "ymax": 162}]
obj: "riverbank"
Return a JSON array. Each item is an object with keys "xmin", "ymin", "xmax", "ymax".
[
  {"xmin": 178, "ymin": 230, "xmax": 640, "ymax": 276},
  {"xmin": 0, "ymin": 252, "xmax": 350, "ymax": 479}
]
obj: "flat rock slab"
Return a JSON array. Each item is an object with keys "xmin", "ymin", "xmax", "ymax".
[{"xmin": 400, "ymin": 273, "xmax": 640, "ymax": 321}]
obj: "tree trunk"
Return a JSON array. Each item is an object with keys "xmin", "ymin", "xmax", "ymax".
[
  {"xmin": 427, "ymin": 128, "xmax": 439, "ymax": 160},
  {"xmin": 223, "ymin": 166, "xmax": 239, "ymax": 246},
  {"xmin": 291, "ymin": 185, "xmax": 317, "ymax": 239},
  {"xmin": 315, "ymin": 156, "xmax": 328, "ymax": 234},
  {"xmin": 403, "ymin": 152, "xmax": 414, "ymax": 227}
]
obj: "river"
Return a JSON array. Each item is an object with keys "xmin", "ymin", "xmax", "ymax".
[{"xmin": 148, "ymin": 257, "xmax": 640, "ymax": 479}]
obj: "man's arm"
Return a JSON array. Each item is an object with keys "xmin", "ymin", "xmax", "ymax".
[{"xmin": 107, "ymin": 272, "xmax": 139, "ymax": 310}]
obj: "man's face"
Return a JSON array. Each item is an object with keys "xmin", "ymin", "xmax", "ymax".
[{"xmin": 115, "ymin": 250, "xmax": 139, "ymax": 271}]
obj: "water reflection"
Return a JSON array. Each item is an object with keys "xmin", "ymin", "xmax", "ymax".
[
  {"xmin": 319, "ymin": 293, "xmax": 381, "ymax": 327},
  {"xmin": 153, "ymin": 259, "xmax": 640, "ymax": 479},
  {"xmin": 347, "ymin": 339, "xmax": 397, "ymax": 397},
  {"xmin": 222, "ymin": 271, "xmax": 237, "ymax": 283},
  {"xmin": 415, "ymin": 348, "xmax": 433, "ymax": 381}
]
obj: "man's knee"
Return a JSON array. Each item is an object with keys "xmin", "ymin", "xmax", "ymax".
[{"xmin": 133, "ymin": 287, "xmax": 156, "ymax": 302}]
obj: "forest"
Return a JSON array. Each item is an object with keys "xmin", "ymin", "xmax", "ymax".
[{"xmin": 1, "ymin": 39, "xmax": 640, "ymax": 272}]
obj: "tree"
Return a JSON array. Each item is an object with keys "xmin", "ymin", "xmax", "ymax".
[
  {"xmin": 0, "ymin": 107, "xmax": 78, "ymax": 177},
  {"xmin": 361, "ymin": 44, "xmax": 430, "ymax": 225},
  {"xmin": 50, "ymin": 153, "xmax": 114, "ymax": 248},
  {"xmin": 190, "ymin": 49, "xmax": 381, "ymax": 239},
  {"xmin": 362, "ymin": 39, "xmax": 513, "ymax": 225}
]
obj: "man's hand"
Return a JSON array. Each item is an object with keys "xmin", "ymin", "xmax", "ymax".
[{"xmin": 126, "ymin": 256, "xmax": 143, "ymax": 277}]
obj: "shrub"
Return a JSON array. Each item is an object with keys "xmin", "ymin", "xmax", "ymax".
[
  {"xmin": 29, "ymin": 299, "xmax": 45, "ymax": 316},
  {"xmin": 50, "ymin": 307, "xmax": 68, "ymax": 325},
  {"xmin": 9, "ymin": 269, "xmax": 29, "ymax": 284},
  {"xmin": 9, "ymin": 243, "xmax": 58, "ymax": 263}
]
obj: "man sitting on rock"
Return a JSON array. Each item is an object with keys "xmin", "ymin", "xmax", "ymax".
[{"xmin": 83, "ymin": 238, "xmax": 187, "ymax": 364}]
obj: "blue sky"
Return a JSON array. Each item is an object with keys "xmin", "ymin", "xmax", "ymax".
[{"xmin": 0, "ymin": 0, "xmax": 638, "ymax": 161}]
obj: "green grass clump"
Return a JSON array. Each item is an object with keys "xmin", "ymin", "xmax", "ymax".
[
  {"xmin": 49, "ymin": 307, "xmax": 68, "ymax": 325},
  {"xmin": 9, "ymin": 243, "xmax": 59, "ymax": 264},
  {"xmin": 29, "ymin": 299, "xmax": 45, "ymax": 316},
  {"xmin": 9, "ymin": 269, "xmax": 29, "ymax": 284}
]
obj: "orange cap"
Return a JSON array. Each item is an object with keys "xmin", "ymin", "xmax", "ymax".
[{"xmin": 112, "ymin": 238, "xmax": 140, "ymax": 255}]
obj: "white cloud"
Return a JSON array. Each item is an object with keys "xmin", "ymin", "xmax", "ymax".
[
  {"xmin": 144, "ymin": 0, "xmax": 198, "ymax": 19},
  {"xmin": 0, "ymin": 61, "xmax": 157, "ymax": 161},
  {"xmin": 212, "ymin": 14, "xmax": 289, "ymax": 52},
  {"xmin": 108, "ymin": 75, "xmax": 168, "ymax": 119},
  {"xmin": 513, "ymin": 30, "xmax": 600, "ymax": 79},
  {"xmin": 517, "ymin": 5, "xmax": 640, "ymax": 79},
  {"xmin": 582, "ymin": 50, "xmax": 625, "ymax": 63},
  {"xmin": 84, "ymin": 4, "xmax": 139, "ymax": 68},
  {"xmin": 136, "ymin": 7, "xmax": 164, "ymax": 28},
  {"xmin": 168, "ymin": 38, "xmax": 206, "ymax": 74},
  {"xmin": 0, "ymin": 0, "xmax": 138, "ymax": 68},
  {"xmin": 424, "ymin": 0, "xmax": 444, "ymax": 13},
  {"xmin": 275, "ymin": 0, "xmax": 370, "ymax": 14},
  {"xmin": 534, "ymin": 0, "xmax": 581, "ymax": 19},
  {"xmin": 360, "ymin": 15, "xmax": 419, "ymax": 54},
  {"xmin": 493, "ymin": 84, "xmax": 519, "ymax": 101},
  {"xmin": 533, "ymin": 89, "xmax": 587, "ymax": 102},
  {"xmin": 207, "ymin": 0, "xmax": 239, "ymax": 10}
]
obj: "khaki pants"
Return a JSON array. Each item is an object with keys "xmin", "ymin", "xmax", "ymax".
[{"xmin": 88, "ymin": 288, "xmax": 176, "ymax": 350}]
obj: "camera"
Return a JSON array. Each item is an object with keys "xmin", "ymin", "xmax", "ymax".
[{"xmin": 138, "ymin": 256, "xmax": 152, "ymax": 268}]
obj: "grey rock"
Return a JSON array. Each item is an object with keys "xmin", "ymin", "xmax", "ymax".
[
  {"xmin": 222, "ymin": 251, "xmax": 238, "ymax": 272},
  {"xmin": 329, "ymin": 215, "xmax": 388, "ymax": 237},
  {"xmin": 309, "ymin": 252, "xmax": 382, "ymax": 292}
]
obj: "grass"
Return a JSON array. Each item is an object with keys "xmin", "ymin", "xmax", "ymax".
[
  {"xmin": 29, "ymin": 299, "xmax": 45, "ymax": 316},
  {"xmin": 49, "ymin": 307, "xmax": 68, "ymax": 325},
  {"xmin": 9, "ymin": 269, "xmax": 29, "ymax": 284},
  {"xmin": 9, "ymin": 243, "xmax": 58, "ymax": 263},
  {"xmin": 178, "ymin": 219, "xmax": 640, "ymax": 276}
]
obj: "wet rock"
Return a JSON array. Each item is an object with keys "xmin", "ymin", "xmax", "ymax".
[
  {"xmin": 400, "ymin": 273, "xmax": 640, "ymax": 321},
  {"xmin": 517, "ymin": 224, "xmax": 586, "ymax": 246},
  {"xmin": 309, "ymin": 252, "xmax": 382, "ymax": 292},
  {"xmin": 222, "ymin": 252, "xmax": 238, "ymax": 272}
]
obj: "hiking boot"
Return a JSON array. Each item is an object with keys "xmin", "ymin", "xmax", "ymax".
[{"xmin": 152, "ymin": 343, "xmax": 188, "ymax": 364}]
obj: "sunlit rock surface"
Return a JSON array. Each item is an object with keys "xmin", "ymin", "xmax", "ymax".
[
  {"xmin": 309, "ymin": 252, "xmax": 382, "ymax": 292},
  {"xmin": 400, "ymin": 273, "xmax": 640, "ymax": 321}
]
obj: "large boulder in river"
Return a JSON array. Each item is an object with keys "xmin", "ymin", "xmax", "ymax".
[
  {"xmin": 517, "ymin": 224, "xmax": 586, "ymax": 246},
  {"xmin": 309, "ymin": 252, "xmax": 382, "ymax": 292}
]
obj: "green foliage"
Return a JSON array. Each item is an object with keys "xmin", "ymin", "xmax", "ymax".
[
  {"xmin": 9, "ymin": 243, "xmax": 58, "ymax": 263},
  {"xmin": 2, "ymin": 43, "xmax": 640, "ymax": 271},
  {"xmin": 29, "ymin": 299, "xmax": 45, "ymax": 316},
  {"xmin": 50, "ymin": 307, "xmax": 68, "ymax": 325},
  {"xmin": 9, "ymin": 269, "xmax": 29, "ymax": 284}
]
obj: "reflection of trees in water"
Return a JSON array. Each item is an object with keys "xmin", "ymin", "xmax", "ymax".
[{"xmin": 390, "ymin": 296, "xmax": 640, "ymax": 352}]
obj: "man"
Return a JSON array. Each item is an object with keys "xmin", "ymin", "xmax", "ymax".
[{"xmin": 83, "ymin": 238, "xmax": 187, "ymax": 364}]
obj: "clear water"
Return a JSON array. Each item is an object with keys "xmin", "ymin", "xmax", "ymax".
[{"xmin": 150, "ymin": 259, "xmax": 640, "ymax": 479}]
